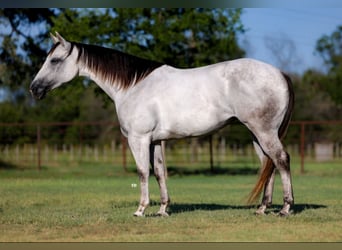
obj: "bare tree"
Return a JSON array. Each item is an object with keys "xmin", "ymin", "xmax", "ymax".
[{"xmin": 264, "ymin": 33, "xmax": 302, "ymax": 73}]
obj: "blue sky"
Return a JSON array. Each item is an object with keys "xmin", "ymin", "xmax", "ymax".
[{"xmin": 240, "ymin": 8, "xmax": 341, "ymax": 74}]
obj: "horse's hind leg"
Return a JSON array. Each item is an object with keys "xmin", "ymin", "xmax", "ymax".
[
  {"xmin": 150, "ymin": 141, "xmax": 170, "ymax": 216},
  {"xmin": 276, "ymin": 150, "xmax": 294, "ymax": 216},
  {"xmin": 253, "ymin": 134, "xmax": 294, "ymax": 216},
  {"xmin": 253, "ymin": 141, "xmax": 276, "ymax": 215}
]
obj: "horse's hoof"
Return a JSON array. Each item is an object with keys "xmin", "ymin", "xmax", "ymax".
[
  {"xmin": 133, "ymin": 211, "xmax": 144, "ymax": 217},
  {"xmin": 255, "ymin": 210, "xmax": 265, "ymax": 216},
  {"xmin": 278, "ymin": 210, "xmax": 290, "ymax": 217},
  {"xmin": 157, "ymin": 211, "xmax": 169, "ymax": 217},
  {"xmin": 255, "ymin": 207, "xmax": 266, "ymax": 216}
]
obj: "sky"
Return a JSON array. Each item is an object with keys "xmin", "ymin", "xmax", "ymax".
[{"xmin": 240, "ymin": 8, "xmax": 342, "ymax": 74}]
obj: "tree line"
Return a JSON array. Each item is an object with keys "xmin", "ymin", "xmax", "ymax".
[{"xmin": 0, "ymin": 8, "xmax": 341, "ymax": 146}]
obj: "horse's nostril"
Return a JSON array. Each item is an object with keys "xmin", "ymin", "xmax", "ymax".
[
  {"xmin": 30, "ymin": 81, "xmax": 37, "ymax": 91},
  {"xmin": 29, "ymin": 82, "xmax": 44, "ymax": 100},
  {"xmin": 29, "ymin": 83, "xmax": 37, "ymax": 95}
]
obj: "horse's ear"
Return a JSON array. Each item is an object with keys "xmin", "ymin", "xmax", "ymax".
[
  {"xmin": 50, "ymin": 32, "xmax": 59, "ymax": 44},
  {"xmin": 55, "ymin": 32, "xmax": 70, "ymax": 49}
]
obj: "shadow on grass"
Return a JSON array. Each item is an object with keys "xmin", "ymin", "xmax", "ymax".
[
  {"xmin": 169, "ymin": 203, "xmax": 254, "ymax": 214},
  {"xmin": 266, "ymin": 203, "xmax": 328, "ymax": 215},
  {"xmin": 0, "ymin": 160, "xmax": 20, "ymax": 170},
  {"xmin": 166, "ymin": 166, "xmax": 258, "ymax": 176},
  {"xmin": 168, "ymin": 203, "xmax": 327, "ymax": 215}
]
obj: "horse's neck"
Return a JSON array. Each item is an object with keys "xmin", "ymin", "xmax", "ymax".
[{"xmin": 79, "ymin": 65, "xmax": 124, "ymax": 104}]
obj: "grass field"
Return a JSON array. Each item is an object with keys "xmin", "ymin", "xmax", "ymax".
[{"xmin": 0, "ymin": 161, "xmax": 341, "ymax": 242}]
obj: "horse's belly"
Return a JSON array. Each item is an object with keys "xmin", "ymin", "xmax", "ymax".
[{"xmin": 152, "ymin": 109, "xmax": 232, "ymax": 141}]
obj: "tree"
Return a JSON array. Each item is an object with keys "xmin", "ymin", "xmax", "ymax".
[
  {"xmin": 292, "ymin": 70, "xmax": 336, "ymax": 121},
  {"xmin": 315, "ymin": 25, "xmax": 342, "ymax": 107},
  {"xmin": 264, "ymin": 34, "xmax": 301, "ymax": 73},
  {"xmin": 51, "ymin": 8, "xmax": 245, "ymax": 68},
  {"xmin": 0, "ymin": 9, "xmax": 58, "ymax": 103}
]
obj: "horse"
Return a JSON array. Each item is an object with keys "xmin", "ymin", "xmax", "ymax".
[{"xmin": 30, "ymin": 32, "xmax": 295, "ymax": 217}]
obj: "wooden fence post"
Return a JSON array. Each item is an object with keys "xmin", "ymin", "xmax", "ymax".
[
  {"xmin": 37, "ymin": 124, "xmax": 41, "ymax": 171},
  {"xmin": 121, "ymin": 135, "xmax": 127, "ymax": 172},
  {"xmin": 209, "ymin": 135, "xmax": 214, "ymax": 173},
  {"xmin": 300, "ymin": 122, "xmax": 305, "ymax": 174}
]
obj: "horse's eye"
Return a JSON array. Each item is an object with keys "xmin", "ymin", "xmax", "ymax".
[{"xmin": 50, "ymin": 58, "xmax": 62, "ymax": 65}]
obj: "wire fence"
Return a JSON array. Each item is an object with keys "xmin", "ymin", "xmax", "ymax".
[{"xmin": 0, "ymin": 121, "xmax": 341, "ymax": 175}]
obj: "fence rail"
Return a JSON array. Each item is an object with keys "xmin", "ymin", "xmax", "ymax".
[{"xmin": 1, "ymin": 121, "xmax": 341, "ymax": 174}]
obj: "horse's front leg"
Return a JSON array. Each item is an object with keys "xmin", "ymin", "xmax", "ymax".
[
  {"xmin": 128, "ymin": 135, "xmax": 151, "ymax": 216},
  {"xmin": 150, "ymin": 141, "xmax": 170, "ymax": 216}
]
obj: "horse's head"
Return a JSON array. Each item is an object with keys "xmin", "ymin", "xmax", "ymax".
[{"xmin": 30, "ymin": 32, "xmax": 79, "ymax": 99}]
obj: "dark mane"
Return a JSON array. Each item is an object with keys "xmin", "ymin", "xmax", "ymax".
[{"xmin": 73, "ymin": 42, "xmax": 164, "ymax": 89}]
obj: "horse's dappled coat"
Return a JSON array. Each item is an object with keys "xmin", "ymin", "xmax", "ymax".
[{"xmin": 31, "ymin": 32, "xmax": 294, "ymax": 217}]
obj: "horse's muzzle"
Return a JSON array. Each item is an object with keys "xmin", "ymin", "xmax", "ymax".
[{"xmin": 30, "ymin": 80, "xmax": 51, "ymax": 100}]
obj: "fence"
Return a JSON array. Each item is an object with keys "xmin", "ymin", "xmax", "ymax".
[
  {"xmin": 290, "ymin": 121, "xmax": 342, "ymax": 173},
  {"xmin": 0, "ymin": 121, "xmax": 341, "ymax": 174}
]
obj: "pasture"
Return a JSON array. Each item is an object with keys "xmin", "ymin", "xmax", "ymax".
[{"xmin": 0, "ymin": 161, "xmax": 341, "ymax": 242}]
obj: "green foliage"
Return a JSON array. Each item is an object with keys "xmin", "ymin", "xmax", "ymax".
[
  {"xmin": 315, "ymin": 25, "xmax": 342, "ymax": 107},
  {"xmin": 292, "ymin": 71, "xmax": 335, "ymax": 121},
  {"xmin": 0, "ymin": 9, "xmax": 57, "ymax": 100},
  {"xmin": 290, "ymin": 70, "xmax": 341, "ymax": 143},
  {"xmin": 51, "ymin": 8, "xmax": 245, "ymax": 68},
  {"xmin": 0, "ymin": 102, "xmax": 25, "ymax": 143},
  {"xmin": 316, "ymin": 26, "xmax": 342, "ymax": 70}
]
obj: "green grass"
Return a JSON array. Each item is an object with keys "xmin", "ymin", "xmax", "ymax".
[{"xmin": 0, "ymin": 162, "xmax": 342, "ymax": 242}]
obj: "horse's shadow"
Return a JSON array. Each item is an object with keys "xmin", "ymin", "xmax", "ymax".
[
  {"xmin": 167, "ymin": 203, "xmax": 327, "ymax": 215},
  {"xmin": 166, "ymin": 166, "xmax": 258, "ymax": 176}
]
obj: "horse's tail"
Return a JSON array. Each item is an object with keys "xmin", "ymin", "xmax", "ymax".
[{"xmin": 247, "ymin": 72, "xmax": 294, "ymax": 204}]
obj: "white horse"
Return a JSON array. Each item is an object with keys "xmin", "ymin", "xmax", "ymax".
[{"xmin": 30, "ymin": 32, "xmax": 294, "ymax": 216}]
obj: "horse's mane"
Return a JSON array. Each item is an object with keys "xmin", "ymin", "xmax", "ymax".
[
  {"xmin": 75, "ymin": 42, "xmax": 164, "ymax": 89},
  {"xmin": 49, "ymin": 42, "xmax": 164, "ymax": 89}
]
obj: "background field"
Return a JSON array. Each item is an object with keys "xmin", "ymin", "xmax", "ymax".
[{"xmin": 0, "ymin": 161, "xmax": 341, "ymax": 242}]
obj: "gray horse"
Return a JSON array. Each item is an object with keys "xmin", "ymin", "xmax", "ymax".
[{"xmin": 30, "ymin": 33, "xmax": 294, "ymax": 217}]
